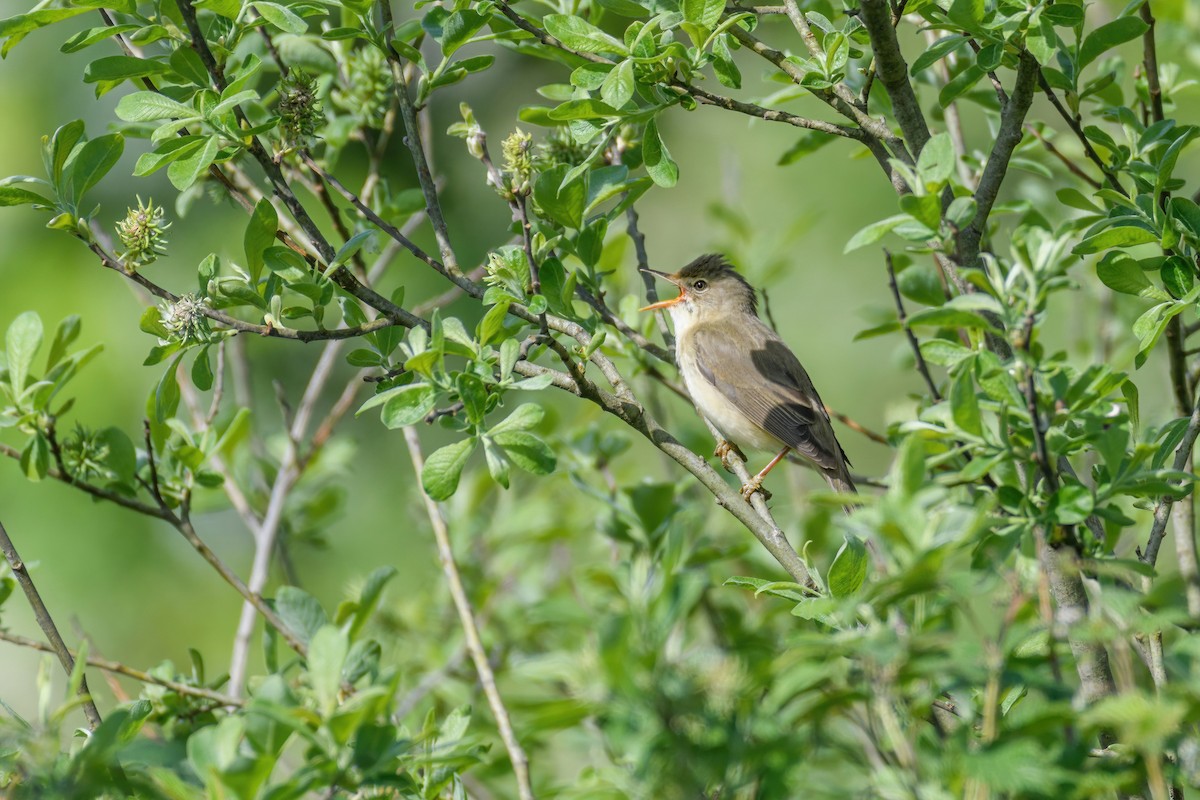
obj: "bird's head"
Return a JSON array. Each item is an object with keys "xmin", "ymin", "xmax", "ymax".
[{"xmin": 640, "ymin": 254, "xmax": 759, "ymax": 321}]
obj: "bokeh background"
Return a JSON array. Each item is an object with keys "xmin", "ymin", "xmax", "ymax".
[{"xmin": 0, "ymin": 0, "xmax": 1196, "ymax": 727}]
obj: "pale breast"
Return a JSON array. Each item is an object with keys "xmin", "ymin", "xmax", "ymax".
[{"xmin": 678, "ymin": 348, "xmax": 782, "ymax": 453}]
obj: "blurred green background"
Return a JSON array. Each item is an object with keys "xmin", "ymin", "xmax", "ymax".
[{"xmin": 0, "ymin": 0, "xmax": 1196, "ymax": 727}]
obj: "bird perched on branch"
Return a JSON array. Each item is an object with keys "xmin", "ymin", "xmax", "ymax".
[{"xmin": 641, "ymin": 254, "xmax": 855, "ymax": 504}]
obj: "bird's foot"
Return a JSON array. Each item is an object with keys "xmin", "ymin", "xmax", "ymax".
[
  {"xmin": 714, "ymin": 439, "xmax": 746, "ymax": 465},
  {"xmin": 739, "ymin": 477, "xmax": 771, "ymax": 503}
]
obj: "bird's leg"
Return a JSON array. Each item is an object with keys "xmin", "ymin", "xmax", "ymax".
[
  {"xmin": 740, "ymin": 447, "xmax": 791, "ymax": 502},
  {"xmin": 714, "ymin": 438, "xmax": 746, "ymax": 467}
]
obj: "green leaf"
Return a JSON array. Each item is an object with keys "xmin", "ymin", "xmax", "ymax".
[
  {"xmin": 252, "ymin": 1, "xmax": 308, "ymax": 34},
  {"xmin": 543, "ymin": 15, "xmax": 628, "ymax": 55},
  {"xmin": 827, "ymin": 536, "xmax": 868, "ymax": 597},
  {"xmin": 244, "ymin": 198, "xmax": 278, "ymax": 284},
  {"xmin": 950, "ymin": 366, "xmax": 982, "ymax": 435},
  {"xmin": 154, "ymin": 354, "xmax": 183, "ymax": 424},
  {"xmin": 844, "ymin": 214, "xmax": 907, "ymax": 252},
  {"xmin": 946, "ymin": 0, "xmax": 983, "ymax": 29},
  {"xmin": 643, "ymin": 118, "xmax": 678, "ymax": 188},
  {"xmin": 1079, "ymin": 16, "xmax": 1150, "ymax": 70},
  {"xmin": 1073, "ymin": 225, "xmax": 1158, "ymax": 254},
  {"xmin": 533, "ymin": 164, "xmax": 586, "ymax": 229},
  {"xmin": 482, "ymin": 437, "xmax": 510, "ymax": 489},
  {"xmin": 308, "ymin": 626, "xmax": 348, "ymax": 715},
  {"xmin": 547, "ymin": 98, "xmax": 620, "ymax": 121},
  {"xmin": 191, "ymin": 348, "xmax": 214, "ymax": 391},
  {"xmin": 0, "ymin": 185, "xmax": 48, "ymax": 207},
  {"xmin": 69, "ymin": 133, "xmax": 124, "ymax": 205},
  {"xmin": 96, "ymin": 426, "xmax": 136, "ymax": 482},
  {"xmin": 1160, "ymin": 256, "xmax": 1194, "ymax": 299},
  {"xmin": 906, "ymin": 307, "xmax": 997, "ymax": 332},
  {"xmin": 5, "ymin": 311, "xmax": 43, "ymax": 395},
  {"xmin": 82, "ymin": 55, "xmax": 169, "ymax": 86},
  {"xmin": 911, "ymin": 35, "xmax": 968, "ymax": 75},
  {"xmin": 115, "ymin": 91, "xmax": 195, "ymax": 122},
  {"xmin": 492, "ymin": 430, "xmax": 556, "ymax": 474},
  {"xmin": 778, "ymin": 131, "xmax": 834, "ymax": 165},
  {"xmin": 916, "ymin": 133, "xmax": 955, "ymax": 188},
  {"xmin": 900, "ymin": 193, "xmax": 941, "ymax": 230},
  {"xmin": 422, "ymin": 438, "xmax": 477, "ymax": 500},
  {"xmin": 939, "ymin": 64, "xmax": 984, "ymax": 107},
  {"xmin": 1096, "ymin": 256, "xmax": 1162, "ymax": 298},
  {"xmin": 20, "ymin": 434, "xmax": 49, "ymax": 481},
  {"xmin": 45, "ymin": 315, "xmax": 80, "ymax": 370},
  {"xmin": 0, "ymin": 9, "xmax": 92, "ymax": 57},
  {"xmin": 276, "ymin": 586, "xmax": 328, "ymax": 646},
  {"xmin": 490, "ymin": 403, "xmax": 544, "ymax": 435},
  {"xmin": 1050, "ymin": 484, "xmax": 1094, "ymax": 525},
  {"xmin": 599, "ymin": 59, "xmax": 635, "ymax": 109},
  {"xmin": 440, "ymin": 10, "xmax": 487, "ymax": 56},
  {"xmin": 683, "ymin": 0, "xmax": 723, "ymax": 29},
  {"xmin": 166, "ymin": 135, "xmax": 218, "ymax": 191},
  {"xmin": 134, "ymin": 136, "xmax": 204, "ymax": 177},
  {"xmin": 457, "ymin": 374, "xmax": 487, "ymax": 425},
  {"xmin": 377, "ymin": 384, "xmax": 437, "ymax": 428}
]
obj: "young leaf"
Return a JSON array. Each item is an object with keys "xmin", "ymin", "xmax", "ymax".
[
  {"xmin": 378, "ymin": 384, "xmax": 437, "ymax": 428},
  {"xmin": 276, "ymin": 585, "xmax": 329, "ymax": 646},
  {"xmin": 916, "ymin": 133, "xmax": 955, "ymax": 188},
  {"xmin": 543, "ymin": 15, "xmax": 628, "ymax": 55},
  {"xmin": 1079, "ymin": 16, "xmax": 1150, "ymax": 70},
  {"xmin": 244, "ymin": 198, "xmax": 278, "ymax": 284},
  {"xmin": 422, "ymin": 438, "xmax": 477, "ymax": 500},
  {"xmin": 643, "ymin": 118, "xmax": 678, "ymax": 188},
  {"xmin": 69, "ymin": 133, "xmax": 124, "ymax": 205},
  {"xmin": 492, "ymin": 430, "xmax": 557, "ymax": 474},
  {"xmin": 6, "ymin": 311, "xmax": 43, "ymax": 395},
  {"xmin": 827, "ymin": 536, "xmax": 868, "ymax": 597}
]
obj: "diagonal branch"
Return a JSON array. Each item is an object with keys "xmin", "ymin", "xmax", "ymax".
[
  {"xmin": 0, "ymin": 629, "xmax": 241, "ymax": 708},
  {"xmin": 0, "ymin": 521, "xmax": 103, "ymax": 729},
  {"xmin": 857, "ymin": 0, "xmax": 931, "ymax": 155},
  {"xmin": 402, "ymin": 428, "xmax": 536, "ymax": 800}
]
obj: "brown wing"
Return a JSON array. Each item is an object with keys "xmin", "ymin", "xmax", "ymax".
[{"xmin": 690, "ymin": 322, "xmax": 853, "ymax": 484}]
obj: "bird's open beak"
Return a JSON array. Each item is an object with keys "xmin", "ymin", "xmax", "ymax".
[{"xmin": 639, "ymin": 268, "xmax": 685, "ymax": 311}]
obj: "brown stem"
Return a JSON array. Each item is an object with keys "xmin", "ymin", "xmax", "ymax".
[
  {"xmin": 402, "ymin": 428, "xmax": 536, "ymax": 800},
  {"xmin": 0, "ymin": 629, "xmax": 241, "ymax": 707},
  {"xmin": 885, "ymin": 251, "xmax": 942, "ymax": 401},
  {"xmin": 0, "ymin": 521, "xmax": 104, "ymax": 729}
]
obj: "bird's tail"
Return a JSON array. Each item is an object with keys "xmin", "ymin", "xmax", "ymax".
[{"xmin": 822, "ymin": 464, "xmax": 858, "ymax": 515}]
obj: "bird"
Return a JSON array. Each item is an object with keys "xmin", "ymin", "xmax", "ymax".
[{"xmin": 640, "ymin": 254, "xmax": 856, "ymax": 505}]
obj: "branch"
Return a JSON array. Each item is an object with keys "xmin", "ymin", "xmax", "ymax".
[
  {"xmin": 957, "ymin": 50, "xmax": 1039, "ymax": 269},
  {"xmin": 0, "ymin": 520, "xmax": 103, "ymax": 729},
  {"xmin": 0, "ymin": 442, "xmax": 169, "ymax": 520},
  {"xmin": 885, "ymin": 251, "xmax": 941, "ymax": 401},
  {"xmin": 858, "ymin": 0, "xmax": 931, "ymax": 155},
  {"xmin": 88, "ymin": 241, "xmax": 423, "ymax": 338},
  {"xmin": 670, "ymin": 81, "xmax": 865, "ymax": 139},
  {"xmin": 726, "ymin": 26, "xmax": 910, "ymax": 161},
  {"xmin": 0, "ymin": 629, "xmax": 242, "ymax": 708},
  {"xmin": 402, "ymin": 428, "xmax": 535, "ymax": 800},
  {"xmin": 1140, "ymin": 387, "xmax": 1200, "ymax": 568}
]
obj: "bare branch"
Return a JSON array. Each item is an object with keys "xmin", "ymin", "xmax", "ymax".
[
  {"xmin": 858, "ymin": 0, "xmax": 931, "ymax": 155},
  {"xmin": 0, "ymin": 521, "xmax": 103, "ymax": 729},
  {"xmin": 0, "ymin": 629, "xmax": 242, "ymax": 708},
  {"xmin": 402, "ymin": 428, "xmax": 536, "ymax": 800},
  {"xmin": 885, "ymin": 251, "xmax": 941, "ymax": 401}
]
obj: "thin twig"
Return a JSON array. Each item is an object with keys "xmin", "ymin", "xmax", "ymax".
[
  {"xmin": 402, "ymin": 428, "xmax": 535, "ymax": 800},
  {"xmin": 0, "ymin": 521, "xmax": 103, "ymax": 729},
  {"xmin": 885, "ymin": 251, "xmax": 942, "ymax": 401},
  {"xmin": 0, "ymin": 629, "xmax": 242, "ymax": 708}
]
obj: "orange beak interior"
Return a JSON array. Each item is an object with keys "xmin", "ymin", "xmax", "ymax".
[
  {"xmin": 640, "ymin": 293, "xmax": 684, "ymax": 312},
  {"xmin": 639, "ymin": 270, "xmax": 685, "ymax": 311}
]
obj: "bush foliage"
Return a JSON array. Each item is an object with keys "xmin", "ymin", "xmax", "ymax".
[{"xmin": 1, "ymin": 0, "xmax": 1200, "ymax": 797}]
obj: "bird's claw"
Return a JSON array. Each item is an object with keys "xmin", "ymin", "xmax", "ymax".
[
  {"xmin": 739, "ymin": 478, "xmax": 771, "ymax": 503},
  {"xmin": 714, "ymin": 439, "xmax": 746, "ymax": 464}
]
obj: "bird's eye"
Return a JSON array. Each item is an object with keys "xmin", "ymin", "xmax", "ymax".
[{"xmin": 693, "ymin": 279, "xmax": 708, "ymax": 291}]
